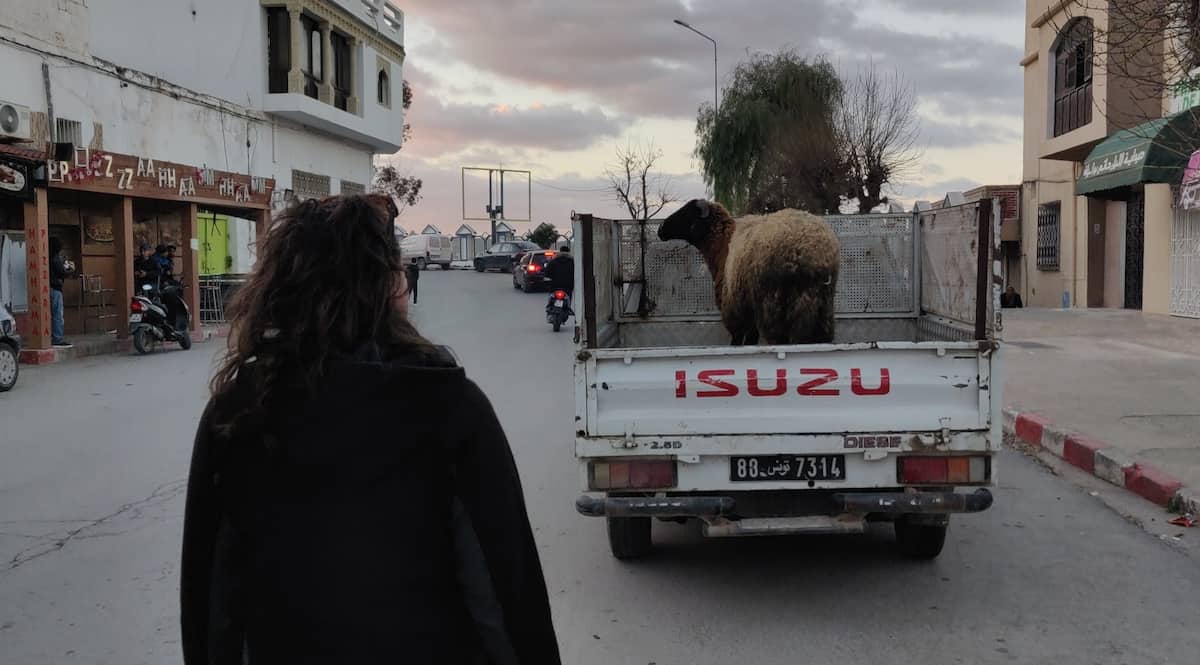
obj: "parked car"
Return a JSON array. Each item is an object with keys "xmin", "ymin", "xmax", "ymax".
[
  {"xmin": 400, "ymin": 234, "xmax": 453, "ymax": 270},
  {"xmin": 512, "ymin": 249, "xmax": 558, "ymax": 292},
  {"xmin": 0, "ymin": 305, "xmax": 20, "ymax": 392},
  {"xmin": 474, "ymin": 241, "xmax": 540, "ymax": 273}
]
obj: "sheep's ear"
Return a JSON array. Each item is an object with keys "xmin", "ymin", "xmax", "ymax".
[{"xmin": 696, "ymin": 199, "xmax": 710, "ymax": 219}]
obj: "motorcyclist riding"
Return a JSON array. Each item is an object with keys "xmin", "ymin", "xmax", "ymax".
[{"xmin": 544, "ymin": 244, "xmax": 574, "ymax": 311}]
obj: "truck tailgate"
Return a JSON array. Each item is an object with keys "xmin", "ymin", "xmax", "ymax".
[{"xmin": 580, "ymin": 342, "xmax": 992, "ymax": 438}]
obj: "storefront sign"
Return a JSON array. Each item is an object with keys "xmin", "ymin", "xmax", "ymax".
[
  {"xmin": 46, "ymin": 147, "xmax": 274, "ymax": 208},
  {"xmin": 0, "ymin": 156, "xmax": 34, "ymax": 201},
  {"xmin": 1081, "ymin": 145, "xmax": 1149, "ymax": 180},
  {"xmin": 1180, "ymin": 150, "xmax": 1200, "ymax": 211}
]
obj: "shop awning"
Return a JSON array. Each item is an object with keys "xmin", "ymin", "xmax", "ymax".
[{"xmin": 1076, "ymin": 112, "xmax": 1200, "ymax": 195}]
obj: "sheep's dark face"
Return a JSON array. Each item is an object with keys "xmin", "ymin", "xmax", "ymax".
[{"xmin": 658, "ymin": 199, "xmax": 713, "ymax": 245}]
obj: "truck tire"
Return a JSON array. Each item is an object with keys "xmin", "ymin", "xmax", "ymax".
[
  {"xmin": 440, "ymin": 263, "xmax": 451, "ymax": 271},
  {"xmin": 894, "ymin": 517, "xmax": 947, "ymax": 559},
  {"xmin": 607, "ymin": 516, "xmax": 651, "ymax": 560},
  {"xmin": 417, "ymin": 257, "xmax": 427, "ymax": 271}
]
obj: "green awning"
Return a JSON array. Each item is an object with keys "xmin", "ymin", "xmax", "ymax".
[{"xmin": 1076, "ymin": 112, "xmax": 1200, "ymax": 195}]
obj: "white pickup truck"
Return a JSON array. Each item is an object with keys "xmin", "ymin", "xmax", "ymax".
[{"xmin": 570, "ymin": 201, "xmax": 1003, "ymax": 560}]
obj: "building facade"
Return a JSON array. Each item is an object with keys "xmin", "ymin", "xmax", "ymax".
[
  {"xmin": 1021, "ymin": 0, "xmax": 1199, "ymax": 315},
  {"xmin": 0, "ymin": 0, "xmax": 405, "ymax": 350}
]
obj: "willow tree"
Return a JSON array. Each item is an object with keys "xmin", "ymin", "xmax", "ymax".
[{"xmin": 695, "ymin": 50, "xmax": 849, "ymax": 215}]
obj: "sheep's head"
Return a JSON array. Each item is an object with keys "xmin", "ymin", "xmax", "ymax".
[{"xmin": 658, "ymin": 199, "xmax": 721, "ymax": 245}]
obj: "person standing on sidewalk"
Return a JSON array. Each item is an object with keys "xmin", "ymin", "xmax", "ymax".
[
  {"xmin": 48, "ymin": 237, "xmax": 74, "ymax": 348},
  {"xmin": 181, "ymin": 194, "xmax": 560, "ymax": 665},
  {"xmin": 406, "ymin": 256, "xmax": 421, "ymax": 304}
]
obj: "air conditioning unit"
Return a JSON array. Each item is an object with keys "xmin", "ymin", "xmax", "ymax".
[{"xmin": 0, "ymin": 101, "xmax": 33, "ymax": 142}]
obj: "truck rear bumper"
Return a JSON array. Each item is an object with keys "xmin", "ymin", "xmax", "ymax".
[
  {"xmin": 831, "ymin": 488, "xmax": 993, "ymax": 514},
  {"xmin": 575, "ymin": 488, "xmax": 993, "ymax": 518}
]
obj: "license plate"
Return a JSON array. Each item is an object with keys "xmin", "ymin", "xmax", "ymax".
[
  {"xmin": 554, "ymin": 301, "xmax": 564, "ymax": 308},
  {"xmin": 730, "ymin": 455, "xmax": 846, "ymax": 482},
  {"xmin": 129, "ymin": 314, "xmax": 142, "ymax": 322}
]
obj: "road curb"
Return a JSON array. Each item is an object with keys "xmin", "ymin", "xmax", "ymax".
[{"xmin": 1003, "ymin": 407, "xmax": 1195, "ymax": 512}]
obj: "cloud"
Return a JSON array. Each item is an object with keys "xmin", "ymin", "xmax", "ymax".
[
  {"xmin": 919, "ymin": 118, "xmax": 1022, "ymax": 148},
  {"xmin": 403, "ymin": 0, "xmax": 1022, "ymax": 120},
  {"xmin": 880, "ymin": 0, "xmax": 1024, "ymax": 15},
  {"xmin": 404, "ymin": 96, "xmax": 625, "ymax": 158}
]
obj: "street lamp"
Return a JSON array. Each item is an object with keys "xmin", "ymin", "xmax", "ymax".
[{"xmin": 673, "ymin": 19, "xmax": 718, "ymax": 115}]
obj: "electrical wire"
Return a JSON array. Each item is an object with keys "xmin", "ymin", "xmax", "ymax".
[{"xmin": 532, "ymin": 179, "xmax": 610, "ymax": 193}]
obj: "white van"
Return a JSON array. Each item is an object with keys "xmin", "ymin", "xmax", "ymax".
[{"xmin": 400, "ymin": 234, "xmax": 453, "ymax": 270}]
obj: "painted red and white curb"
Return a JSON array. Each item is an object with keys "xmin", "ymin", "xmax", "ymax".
[{"xmin": 1004, "ymin": 408, "xmax": 1199, "ymax": 515}]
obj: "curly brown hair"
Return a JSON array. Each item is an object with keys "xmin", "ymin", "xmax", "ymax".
[{"xmin": 209, "ymin": 194, "xmax": 431, "ymax": 437}]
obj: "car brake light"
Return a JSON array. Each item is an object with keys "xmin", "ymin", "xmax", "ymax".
[
  {"xmin": 545, "ymin": 251, "xmax": 555, "ymax": 257},
  {"xmin": 554, "ymin": 290, "xmax": 566, "ymax": 299},
  {"xmin": 527, "ymin": 264, "xmax": 540, "ymax": 272},
  {"xmin": 589, "ymin": 459, "xmax": 676, "ymax": 490},
  {"xmin": 897, "ymin": 456, "xmax": 989, "ymax": 484},
  {"xmin": 130, "ymin": 298, "xmax": 144, "ymax": 312}
]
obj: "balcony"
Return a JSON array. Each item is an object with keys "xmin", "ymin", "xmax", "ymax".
[{"xmin": 264, "ymin": 87, "xmax": 403, "ymax": 153}]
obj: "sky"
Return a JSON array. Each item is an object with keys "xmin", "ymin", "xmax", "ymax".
[{"xmin": 383, "ymin": 0, "xmax": 1027, "ymax": 236}]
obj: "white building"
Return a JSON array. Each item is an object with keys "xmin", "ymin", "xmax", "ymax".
[
  {"xmin": 0, "ymin": 0, "xmax": 405, "ymax": 199},
  {"xmin": 0, "ymin": 0, "xmax": 405, "ymax": 350}
]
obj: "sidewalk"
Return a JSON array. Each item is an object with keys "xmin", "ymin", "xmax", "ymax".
[
  {"xmin": 18, "ymin": 327, "xmax": 224, "ymax": 365},
  {"xmin": 1003, "ymin": 308, "xmax": 1200, "ymax": 512}
]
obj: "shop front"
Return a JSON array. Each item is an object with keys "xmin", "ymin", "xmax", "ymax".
[
  {"xmin": 0, "ymin": 144, "xmax": 46, "ymax": 339},
  {"xmin": 1075, "ymin": 112, "xmax": 1199, "ymax": 316},
  {"xmin": 16, "ymin": 147, "xmax": 274, "ymax": 351}
]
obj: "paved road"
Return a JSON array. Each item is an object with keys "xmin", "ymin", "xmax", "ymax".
[{"xmin": 1, "ymin": 269, "xmax": 1197, "ymax": 665}]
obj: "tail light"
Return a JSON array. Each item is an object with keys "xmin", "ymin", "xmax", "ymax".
[
  {"xmin": 526, "ymin": 264, "xmax": 540, "ymax": 272},
  {"xmin": 589, "ymin": 459, "xmax": 676, "ymax": 490},
  {"xmin": 897, "ymin": 456, "xmax": 989, "ymax": 484},
  {"xmin": 554, "ymin": 290, "xmax": 567, "ymax": 299},
  {"xmin": 544, "ymin": 251, "xmax": 556, "ymax": 258},
  {"xmin": 130, "ymin": 298, "xmax": 144, "ymax": 312}
]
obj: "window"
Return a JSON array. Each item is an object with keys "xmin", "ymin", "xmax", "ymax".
[
  {"xmin": 266, "ymin": 7, "xmax": 290, "ymax": 93},
  {"xmin": 1037, "ymin": 203, "xmax": 1061, "ymax": 271},
  {"xmin": 331, "ymin": 31, "xmax": 352, "ymax": 111},
  {"xmin": 55, "ymin": 118, "xmax": 82, "ymax": 145},
  {"xmin": 340, "ymin": 180, "xmax": 365, "ymax": 195},
  {"xmin": 1053, "ymin": 18, "xmax": 1094, "ymax": 137},
  {"xmin": 377, "ymin": 69, "xmax": 390, "ymax": 107},
  {"xmin": 291, "ymin": 169, "xmax": 330, "ymax": 202}
]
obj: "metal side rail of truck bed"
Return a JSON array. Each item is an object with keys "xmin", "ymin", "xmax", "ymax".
[{"xmin": 569, "ymin": 201, "xmax": 1004, "ymax": 560}]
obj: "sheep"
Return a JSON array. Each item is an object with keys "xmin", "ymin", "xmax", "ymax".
[{"xmin": 657, "ymin": 199, "xmax": 840, "ymax": 346}]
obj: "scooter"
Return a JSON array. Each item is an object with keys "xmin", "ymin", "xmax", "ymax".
[
  {"xmin": 129, "ymin": 278, "xmax": 192, "ymax": 354},
  {"xmin": 546, "ymin": 289, "xmax": 572, "ymax": 332}
]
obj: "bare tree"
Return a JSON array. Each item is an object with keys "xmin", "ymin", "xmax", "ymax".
[
  {"xmin": 838, "ymin": 63, "xmax": 922, "ymax": 213},
  {"xmin": 372, "ymin": 164, "xmax": 423, "ymax": 218},
  {"xmin": 607, "ymin": 142, "xmax": 678, "ymax": 221}
]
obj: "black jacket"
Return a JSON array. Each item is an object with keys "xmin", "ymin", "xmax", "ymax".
[
  {"xmin": 49, "ymin": 253, "xmax": 70, "ymax": 291},
  {"xmin": 181, "ymin": 345, "xmax": 560, "ymax": 665},
  {"xmin": 544, "ymin": 254, "xmax": 574, "ymax": 293}
]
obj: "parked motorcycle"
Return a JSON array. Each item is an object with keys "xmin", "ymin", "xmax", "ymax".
[
  {"xmin": 129, "ymin": 279, "xmax": 192, "ymax": 354},
  {"xmin": 546, "ymin": 289, "xmax": 572, "ymax": 332}
]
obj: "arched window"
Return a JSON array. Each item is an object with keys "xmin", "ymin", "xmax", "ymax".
[
  {"xmin": 1054, "ymin": 18, "xmax": 1093, "ymax": 137},
  {"xmin": 378, "ymin": 70, "xmax": 391, "ymax": 106}
]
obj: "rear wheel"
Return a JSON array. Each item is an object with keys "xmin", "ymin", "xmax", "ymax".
[
  {"xmin": 178, "ymin": 329, "xmax": 192, "ymax": 350},
  {"xmin": 894, "ymin": 517, "xmax": 948, "ymax": 559},
  {"xmin": 132, "ymin": 328, "xmax": 150, "ymax": 355},
  {"xmin": 0, "ymin": 343, "xmax": 18, "ymax": 392},
  {"xmin": 416, "ymin": 257, "xmax": 427, "ymax": 271},
  {"xmin": 552, "ymin": 319, "xmax": 561, "ymax": 332},
  {"xmin": 440, "ymin": 263, "xmax": 451, "ymax": 271},
  {"xmin": 474, "ymin": 260, "xmax": 484, "ymax": 272},
  {"xmin": 607, "ymin": 516, "xmax": 652, "ymax": 560}
]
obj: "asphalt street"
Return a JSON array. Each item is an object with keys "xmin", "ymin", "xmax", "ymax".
[{"xmin": 1, "ymin": 269, "xmax": 1197, "ymax": 665}]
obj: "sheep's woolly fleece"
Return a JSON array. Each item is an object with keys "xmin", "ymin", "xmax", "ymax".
[{"xmin": 721, "ymin": 209, "xmax": 840, "ymax": 344}]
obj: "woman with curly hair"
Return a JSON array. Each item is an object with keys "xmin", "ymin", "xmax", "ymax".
[{"xmin": 181, "ymin": 194, "xmax": 559, "ymax": 665}]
